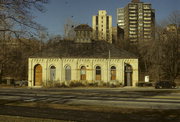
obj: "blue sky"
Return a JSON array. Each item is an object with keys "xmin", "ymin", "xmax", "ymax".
[{"xmin": 33, "ymin": 0, "xmax": 180, "ymax": 36}]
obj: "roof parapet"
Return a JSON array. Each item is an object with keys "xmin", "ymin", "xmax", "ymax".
[{"xmin": 132, "ymin": 0, "xmax": 140, "ymax": 3}]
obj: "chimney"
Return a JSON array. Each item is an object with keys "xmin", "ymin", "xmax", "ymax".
[{"xmin": 132, "ymin": 0, "xmax": 140, "ymax": 2}]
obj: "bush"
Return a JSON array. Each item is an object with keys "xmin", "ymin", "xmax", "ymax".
[
  {"xmin": 53, "ymin": 83, "xmax": 66, "ymax": 88},
  {"xmin": 137, "ymin": 82, "xmax": 153, "ymax": 87},
  {"xmin": 44, "ymin": 80, "xmax": 123, "ymax": 88},
  {"xmin": 87, "ymin": 82, "xmax": 98, "ymax": 87},
  {"xmin": 106, "ymin": 81, "xmax": 122, "ymax": 87},
  {"xmin": 69, "ymin": 81, "xmax": 85, "ymax": 87},
  {"xmin": 46, "ymin": 80, "xmax": 54, "ymax": 87}
]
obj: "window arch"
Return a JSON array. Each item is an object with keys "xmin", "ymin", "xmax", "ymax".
[
  {"xmin": 95, "ymin": 66, "xmax": 101, "ymax": 80},
  {"xmin": 111, "ymin": 66, "xmax": 116, "ymax": 80},
  {"xmin": 80, "ymin": 66, "xmax": 86, "ymax": 80},
  {"xmin": 50, "ymin": 65, "xmax": 56, "ymax": 81},
  {"xmin": 65, "ymin": 65, "xmax": 71, "ymax": 81}
]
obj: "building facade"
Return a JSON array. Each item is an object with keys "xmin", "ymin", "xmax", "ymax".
[
  {"xmin": 28, "ymin": 38, "xmax": 139, "ymax": 88},
  {"xmin": 74, "ymin": 24, "xmax": 92, "ymax": 43},
  {"xmin": 92, "ymin": 10, "xmax": 112, "ymax": 43},
  {"xmin": 112, "ymin": 27, "xmax": 118, "ymax": 44},
  {"xmin": 117, "ymin": 0, "xmax": 155, "ymax": 43},
  {"xmin": 117, "ymin": 8, "xmax": 125, "ymax": 29},
  {"xmin": 28, "ymin": 22, "xmax": 139, "ymax": 88},
  {"xmin": 28, "ymin": 58, "xmax": 138, "ymax": 87},
  {"xmin": 112, "ymin": 26, "xmax": 124, "ymax": 45}
]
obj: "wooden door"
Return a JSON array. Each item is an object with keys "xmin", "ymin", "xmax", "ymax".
[
  {"xmin": 96, "ymin": 75, "xmax": 101, "ymax": 80},
  {"xmin": 96, "ymin": 66, "xmax": 101, "ymax": 80},
  {"xmin": 81, "ymin": 74, "xmax": 86, "ymax": 80},
  {"xmin": 111, "ymin": 71, "xmax": 116, "ymax": 80},
  {"xmin": 34, "ymin": 64, "xmax": 42, "ymax": 86},
  {"xmin": 80, "ymin": 66, "xmax": 86, "ymax": 80}
]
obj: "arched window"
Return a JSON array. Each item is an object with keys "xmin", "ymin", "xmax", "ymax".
[
  {"xmin": 80, "ymin": 66, "xmax": 86, "ymax": 80},
  {"xmin": 50, "ymin": 66, "xmax": 56, "ymax": 81},
  {"xmin": 111, "ymin": 66, "xmax": 116, "ymax": 80},
  {"xmin": 95, "ymin": 66, "xmax": 101, "ymax": 80},
  {"xmin": 65, "ymin": 65, "xmax": 71, "ymax": 81}
]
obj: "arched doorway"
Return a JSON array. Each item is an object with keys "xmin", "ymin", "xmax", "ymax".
[
  {"xmin": 65, "ymin": 65, "xmax": 71, "ymax": 81},
  {"xmin": 34, "ymin": 64, "xmax": 42, "ymax": 86},
  {"xmin": 124, "ymin": 64, "xmax": 133, "ymax": 86},
  {"xmin": 95, "ymin": 66, "xmax": 101, "ymax": 80},
  {"xmin": 50, "ymin": 66, "xmax": 56, "ymax": 81},
  {"xmin": 80, "ymin": 66, "xmax": 86, "ymax": 80},
  {"xmin": 111, "ymin": 66, "xmax": 116, "ymax": 80}
]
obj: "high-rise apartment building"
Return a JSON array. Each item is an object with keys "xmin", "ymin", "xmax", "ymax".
[
  {"xmin": 117, "ymin": 0, "xmax": 155, "ymax": 43},
  {"xmin": 92, "ymin": 10, "xmax": 112, "ymax": 43},
  {"xmin": 117, "ymin": 8, "xmax": 125, "ymax": 29}
]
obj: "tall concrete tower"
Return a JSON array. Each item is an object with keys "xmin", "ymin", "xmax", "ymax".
[
  {"xmin": 117, "ymin": 0, "xmax": 155, "ymax": 43},
  {"xmin": 92, "ymin": 10, "xmax": 112, "ymax": 43}
]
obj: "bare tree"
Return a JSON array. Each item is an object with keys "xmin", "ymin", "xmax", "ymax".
[
  {"xmin": 137, "ymin": 11, "xmax": 180, "ymax": 82},
  {"xmin": 64, "ymin": 17, "xmax": 77, "ymax": 40},
  {"xmin": 160, "ymin": 26, "xmax": 179, "ymax": 81},
  {"xmin": 0, "ymin": 0, "xmax": 48, "ymax": 80},
  {"xmin": 168, "ymin": 10, "xmax": 180, "ymax": 26},
  {"xmin": 0, "ymin": 0, "xmax": 48, "ymax": 38}
]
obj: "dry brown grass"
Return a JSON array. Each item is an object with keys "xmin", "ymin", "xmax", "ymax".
[{"xmin": 0, "ymin": 115, "xmax": 69, "ymax": 122}]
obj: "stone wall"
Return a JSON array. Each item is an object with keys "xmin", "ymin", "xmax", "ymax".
[{"xmin": 28, "ymin": 58, "xmax": 138, "ymax": 87}]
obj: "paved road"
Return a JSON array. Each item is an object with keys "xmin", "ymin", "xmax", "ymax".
[
  {"xmin": 0, "ymin": 87, "xmax": 180, "ymax": 109},
  {"xmin": 0, "ymin": 87, "xmax": 180, "ymax": 121}
]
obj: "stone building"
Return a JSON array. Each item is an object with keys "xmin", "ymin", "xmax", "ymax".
[
  {"xmin": 28, "ymin": 40, "xmax": 139, "ymax": 87},
  {"xmin": 74, "ymin": 24, "xmax": 92, "ymax": 43}
]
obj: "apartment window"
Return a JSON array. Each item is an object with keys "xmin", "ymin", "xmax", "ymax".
[
  {"xmin": 129, "ymin": 10, "xmax": 136, "ymax": 13},
  {"xmin": 130, "ymin": 14, "xmax": 136, "ymax": 16},
  {"xmin": 129, "ymin": 31, "xmax": 136, "ymax": 34},
  {"xmin": 144, "ymin": 13, "xmax": 151, "ymax": 16},
  {"xmin": 96, "ymin": 16, "xmax": 98, "ymax": 25},
  {"xmin": 139, "ymin": 23, "xmax": 143, "ymax": 26},
  {"xmin": 130, "ymin": 21, "xmax": 137, "ymax": 24},
  {"xmin": 144, "ymin": 21, "xmax": 151, "ymax": 24},
  {"xmin": 106, "ymin": 16, "xmax": 109, "ymax": 29},
  {"xmin": 129, "ymin": 17, "xmax": 137, "ymax": 20},
  {"xmin": 144, "ymin": 24, "xmax": 151, "ymax": 27},
  {"xmin": 129, "ymin": 35, "xmax": 137, "ymax": 38},
  {"xmin": 139, "ymin": 16, "xmax": 143, "ymax": 19},
  {"xmin": 144, "ymin": 18, "xmax": 151, "ymax": 20},
  {"xmin": 130, "ymin": 28, "xmax": 136, "ymax": 31},
  {"xmin": 143, "ymin": 5, "xmax": 150, "ymax": 9},
  {"xmin": 139, "ymin": 12, "xmax": 143, "ymax": 15}
]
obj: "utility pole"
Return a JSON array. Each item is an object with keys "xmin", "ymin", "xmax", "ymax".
[
  {"xmin": 0, "ymin": 14, "xmax": 6, "ymax": 80},
  {"xmin": 108, "ymin": 49, "xmax": 111, "ymax": 59},
  {"xmin": 108, "ymin": 49, "xmax": 111, "ymax": 81}
]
